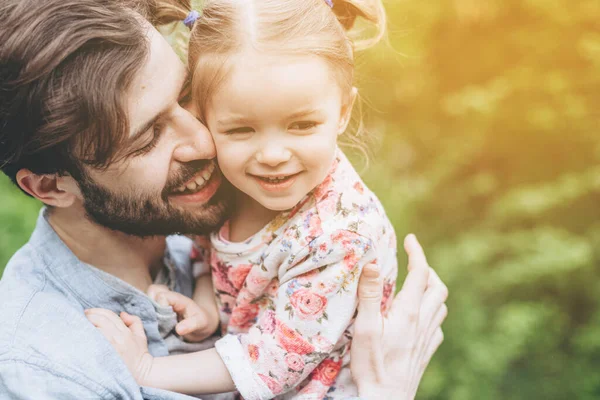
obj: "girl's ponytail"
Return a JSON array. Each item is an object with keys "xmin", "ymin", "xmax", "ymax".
[
  {"xmin": 146, "ymin": 0, "xmax": 192, "ymax": 27},
  {"xmin": 332, "ymin": 0, "xmax": 386, "ymax": 51}
]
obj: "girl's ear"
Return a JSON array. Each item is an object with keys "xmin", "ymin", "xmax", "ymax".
[
  {"xmin": 338, "ymin": 87, "xmax": 358, "ymax": 135},
  {"xmin": 16, "ymin": 169, "xmax": 79, "ymax": 208}
]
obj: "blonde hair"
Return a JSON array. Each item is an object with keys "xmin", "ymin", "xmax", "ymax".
[{"xmin": 149, "ymin": 0, "xmax": 386, "ymax": 158}]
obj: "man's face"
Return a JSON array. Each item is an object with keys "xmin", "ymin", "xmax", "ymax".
[{"xmin": 77, "ymin": 24, "xmax": 232, "ymax": 237}]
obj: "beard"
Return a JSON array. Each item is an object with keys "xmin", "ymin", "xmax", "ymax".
[{"xmin": 77, "ymin": 160, "xmax": 234, "ymax": 237}]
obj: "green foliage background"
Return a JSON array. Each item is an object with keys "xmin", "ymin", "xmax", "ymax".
[{"xmin": 1, "ymin": 0, "xmax": 599, "ymax": 398}]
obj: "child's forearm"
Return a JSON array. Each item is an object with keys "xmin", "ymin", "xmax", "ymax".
[
  {"xmin": 145, "ymin": 348, "xmax": 236, "ymax": 395},
  {"xmin": 193, "ymin": 274, "xmax": 220, "ymax": 334}
]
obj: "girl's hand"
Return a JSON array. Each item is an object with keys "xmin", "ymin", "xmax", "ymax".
[
  {"xmin": 85, "ymin": 309, "xmax": 154, "ymax": 386},
  {"xmin": 351, "ymin": 234, "xmax": 448, "ymax": 400},
  {"xmin": 147, "ymin": 284, "xmax": 217, "ymax": 342}
]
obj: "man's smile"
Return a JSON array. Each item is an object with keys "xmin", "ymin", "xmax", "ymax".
[{"xmin": 169, "ymin": 164, "xmax": 222, "ymax": 206}]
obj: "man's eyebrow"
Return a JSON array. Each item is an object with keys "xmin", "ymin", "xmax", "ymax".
[
  {"xmin": 129, "ymin": 70, "xmax": 190, "ymax": 143},
  {"xmin": 129, "ymin": 111, "xmax": 165, "ymax": 143}
]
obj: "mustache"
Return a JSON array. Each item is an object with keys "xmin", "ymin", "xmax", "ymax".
[{"xmin": 162, "ymin": 159, "xmax": 213, "ymax": 197}]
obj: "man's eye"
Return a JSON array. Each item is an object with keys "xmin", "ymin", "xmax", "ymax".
[
  {"xmin": 225, "ymin": 127, "xmax": 254, "ymax": 135},
  {"xmin": 133, "ymin": 124, "xmax": 163, "ymax": 156},
  {"xmin": 289, "ymin": 121, "xmax": 318, "ymax": 131}
]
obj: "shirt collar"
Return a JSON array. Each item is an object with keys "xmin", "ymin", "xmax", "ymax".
[{"xmin": 28, "ymin": 208, "xmax": 182, "ymax": 310}]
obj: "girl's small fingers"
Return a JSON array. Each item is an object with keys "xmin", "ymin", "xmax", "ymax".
[
  {"xmin": 86, "ymin": 313, "xmax": 123, "ymax": 343},
  {"xmin": 156, "ymin": 291, "xmax": 195, "ymax": 316},
  {"xmin": 85, "ymin": 309, "xmax": 128, "ymax": 332},
  {"xmin": 176, "ymin": 312, "xmax": 208, "ymax": 336},
  {"xmin": 147, "ymin": 284, "xmax": 170, "ymax": 300},
  {"xmin": 120, "ymin": 312, "xmax": 146, "ymax": 339}
]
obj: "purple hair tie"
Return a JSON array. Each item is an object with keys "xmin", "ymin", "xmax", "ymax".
[
  {"xmin": 183, "ymin": 10, "xmax": 200, "ymax": 29},
  {"xmin": 325, "ymin": 0, "xmax": 334, "ymax": 7}
]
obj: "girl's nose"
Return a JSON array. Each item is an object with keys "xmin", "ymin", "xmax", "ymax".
[{"xmin": 255, "ymin": 145, "xmax": 292, "ymax": 167}]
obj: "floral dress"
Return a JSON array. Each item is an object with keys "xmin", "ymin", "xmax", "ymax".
[{"xmin": 192, "ymin": 150, "xmax": 398, "ymax": 400}]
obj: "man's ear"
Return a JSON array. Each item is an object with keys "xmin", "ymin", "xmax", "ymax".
[
  {"xmin": 338, "ymin": 87, "xmax": 359, "ymax": 135},
  {"xmin": 16, "ymin": 169, "xmax": 79, "ymax": 208}
]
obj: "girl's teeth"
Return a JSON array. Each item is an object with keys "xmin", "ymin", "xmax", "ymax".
[{"xmin": 187, "ymin": 182, "xmax": 198, "ymax": 190}]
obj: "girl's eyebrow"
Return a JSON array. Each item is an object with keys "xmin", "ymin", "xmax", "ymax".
[
  {"xmin": 217, "ymin": 108, "xmax": 321, "ymax": 126},
  {"xmin": 287, "ymin": 108, "xmax": 320, "ymax": 119},
  {"xmin": 217, "ymin": 115, "xmax": 251, "ymax": 126}
]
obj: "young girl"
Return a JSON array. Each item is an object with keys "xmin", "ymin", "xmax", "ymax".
[{"xmin": 92, "ymin": 0, "xmax": 398, "ymax": 398}]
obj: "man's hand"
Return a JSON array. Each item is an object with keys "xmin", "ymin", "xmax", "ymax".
[
  {"xmin": 85, "ymin": 309, "xmax": 154, "ymax": 386},
  {"xmin": 147, "ymin": 284, "xmax": 218, "ymax": 342},
  {"xmin": 351, "ymin": 234, "xmax": 448, "ymax": 400}
]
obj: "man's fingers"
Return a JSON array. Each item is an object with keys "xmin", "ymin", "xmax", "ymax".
[
  {"xmin": 426, "ymin": 267, "xmax": 448, "ymax": 301},
  {"xmin": 394, "ymin": 263, "xmax": 429, "ymax": 322},
  {"xmin": 420, "ymin": 268, "xmax": 449, "ymax": 327},
  {"xmin": 404, "ymin": 234, "xmax": 428, "ymax": 272},
  {"xmin": 356, "ymin": 262, "xmax": 384, "ymax": 317},
  {"xmin": 352, "ymin": 264, "xmax": 386, "ymax": 388}
]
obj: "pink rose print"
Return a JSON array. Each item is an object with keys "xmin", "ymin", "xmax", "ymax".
[
  {"xmin": 258, "ymin": 310, "xmax": 277, "ymax": 334},
  {"xmin": 247, "ymin": 344, "xmax": 260, "ymax": 362},
  {"xmin": 285, "ymin": 353, "xmax": 305, "ymax": 372},
  {"xmin": 259, "ymin": 374, "xmax": 282, "ymax": 395},
  {"xmin": 353, "ymin": 181, "xmax": 364, "ymax": 194},
  {"xmin": 246, "ymin": 274, "xmax": 271, "ymax": 295},
  {"xmin": 316, "ymin": 281, "xmax": 337, "ymax": 295},
  {"xmin": 229, "ymin": 303, "xmax": 260, "ymax": 330},
  {"xmin": 290, "ymin": 289, "xmax": 327, "ymax": 320},
  {"xmin": 318, "ymin": 194, "xmax": 337, "ymax": 214},
  {"xmin": 381, "ymin": 279, "xmax": 394, "ymax": 314},
  {"xmin": 275, "ymin": 320, "xmax": 315, "ymax": 355},
  {"xmin": 190, "ymin": 245, "xmax": 200, "ymax": 261},
  {"xmin": 266, "ymin": 279, "xmax": 279, "ymax": 296},
  {"xmin": 227, "ymin": 263, "xmax": 252, "ymax": 290},
  {"xmin": 211, "ymin": 259, "xmax": 238, "ymax": 296},
  {"xmin": 297, "ymin": 379, "xmax": 328, "ymax": 398},
  {"xmin": 311, "ymin": 358, "xmax": 342, "ymax": 386},
  {"xmin": 343, "ymin": 249, "xmax": 361, "ymax": 270},
  {"xmin": 312, "ymin": 335, "xmax": 333, "ymax": 351}
]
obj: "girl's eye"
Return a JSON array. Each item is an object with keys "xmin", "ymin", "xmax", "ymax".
[
  {"xmin": 225, "ymin": 127, "xmax": 255, "ymax": 135},
  {"xmin": 289, "ymin": 121, "xmax": 318, "ymax": 131}
]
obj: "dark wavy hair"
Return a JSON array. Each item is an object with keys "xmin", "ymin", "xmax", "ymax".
[{"xmin": 0, "ymin": 0, "xmax": 150, "ymax": 189}]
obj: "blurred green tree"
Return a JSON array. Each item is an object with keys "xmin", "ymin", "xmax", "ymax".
[{"xmin": 1, "ymin": 0, "xmax": 599, "ymax": 398}]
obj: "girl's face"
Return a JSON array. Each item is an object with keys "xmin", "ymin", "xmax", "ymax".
[{"xmin": 205, "ymin": 53, "xmax": 355, "ymax": 211}]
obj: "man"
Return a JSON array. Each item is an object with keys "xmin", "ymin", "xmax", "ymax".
[{"xmin": 0, "ymin": 0, "xmax": 447, "ymax": 398}]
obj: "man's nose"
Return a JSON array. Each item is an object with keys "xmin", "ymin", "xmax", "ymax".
[
  {"xmin": 172, "ymin": 106, "xmax": 216, "ymax": 163},
  {"xmin": 255, "ymin": 143, "xmax": 292, "ymax": 167}
]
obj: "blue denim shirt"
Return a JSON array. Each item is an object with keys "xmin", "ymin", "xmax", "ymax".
[{"xmin": 0, "ymin": 209, "xmax": 222, "ymax": 399}]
